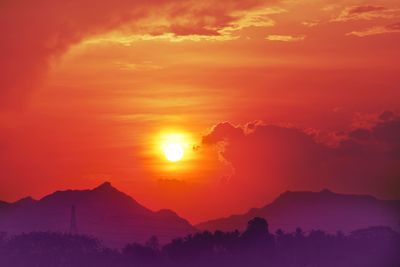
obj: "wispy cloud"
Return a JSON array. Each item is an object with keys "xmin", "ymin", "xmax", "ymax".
[
  {"xmin": 219, "ymin": 6, "xmax": 286, "ymax": 35},
  {"xmin": 347, "ymin": 22, "xmax": 400, "ymax": 37},
  {"xmin": 334, "ymin": 5, "xmax": 400, "ymax": 22},
  {"xmin": 302, "ymin": 21, "xmax": 319, "ymax": 27},
  {"xmin": 266, "ymin": 34, "xmax": 305, "ymax": 42}
]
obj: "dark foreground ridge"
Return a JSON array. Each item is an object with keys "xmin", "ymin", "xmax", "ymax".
[{"xmin": 0, "ymin": 217, "xmax": 399, "ymax": 267}]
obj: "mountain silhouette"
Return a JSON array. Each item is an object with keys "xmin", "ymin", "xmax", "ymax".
[
  {"xmin": 197, "ymin": 189, "xmax": 400, "ymax": 233},
  {"xmin": 0, "ymin": 182, "xmax": 196, "ymax": 248}
]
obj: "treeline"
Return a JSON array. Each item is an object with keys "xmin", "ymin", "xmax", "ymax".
[{"xmin": 0, "ymin": 217, "xmax": 399, "ymax": 267}]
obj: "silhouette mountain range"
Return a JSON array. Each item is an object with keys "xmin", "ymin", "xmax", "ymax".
[
  {"xmin": 1, "ymin": 184, "xmax": 399, "ymax": 249},
  {"xmin": 197, "ymin": 189, "xmax": 400, "ymax": 233},
  {"xmin": 0, "ymin": 182, "xmax": 195, "ymax": 248}
]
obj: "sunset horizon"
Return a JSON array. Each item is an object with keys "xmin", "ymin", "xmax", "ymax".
[{"xmin": 1, "ymin": 0, "xmax": 400, "ymax": 266}]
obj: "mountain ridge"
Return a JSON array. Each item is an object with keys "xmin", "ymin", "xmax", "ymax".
[
  {"xmin": 196, "ymin": 189, "xmax": 400, "ymax": 233},
  {"xmin": 0, "ymin": 182, "xmax": 195, "ymax": 248},
  {"xmin": 2, "ymin": 185, "xmax": 399, "ymax": 248}
]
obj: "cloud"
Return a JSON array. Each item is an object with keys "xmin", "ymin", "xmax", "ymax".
[
  {"xmin": 266, "ymin": 34, "xmax": 305, "ymax": 42},
  {"xmin": 219, "ymin": 6, "xmax": 286, "ymax": 34},
  {"xmin": 203, "ymin": 122, "xmax": 245, "ymax": 145},
  {"xmin": 202, "ymin": 121, "xmax": 330, "ymax": 192},
  {"xmin": 379, "ymin": 110, "xmax": 396, "ymax": 121},
  {"xmin": 348, "ymin": 128, "xmax": 371, "ymax": 141},
  {"xmin": 85, "ymin": 5, "xmax": 286, "ymax": 43},
  {"xmin": 347, "ymin": 5, "xmax": 386, "ymax": 14},
  {"xmin": 0, "ymin": 0, "xmax": 277, "ymax": 110},
  {"xmin": 302, "ymin": 21, "xmax": 319, "ymax": 27},
  {"xmin": 82, "ymin": 32, "xmax": 237, "ymax": 44},
  {"xmin": 347, "ymin": 111, "xmax": 400, "ymax": 158},
  {"xmin": 202, "ymin": 111, "xmax": 400, "ymax": 198},
  {"xmin": 372, "ymin": 116, "xmax": 400, "ymax": 146},
  {"xmin": 334, "ymin": 5, "xmax": 399, "ymax": 22},
  {"xmin": 347, "ymin": 22, "xmax": 400, "ymax": 37}
]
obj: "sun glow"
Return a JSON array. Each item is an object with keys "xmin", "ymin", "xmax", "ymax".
[
  {"xmin": 163, "ymin": 143, "xmax": 184, "ymax": 162},
  {"xmin": 160, "ymin": 133, "xmax": 189, "ymax": 163}
]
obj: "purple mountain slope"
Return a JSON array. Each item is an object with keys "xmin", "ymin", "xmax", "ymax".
[
  {"xmin": 197, "ymin": 189, "xmax": 400, "ymax": 233},
  {"xmin": 0, "ymin": 182, "xmax": 196, "ymax": 248},
  {"xmin": 0, "ymin": 201, "xmax": 8, "ymax": 209}
]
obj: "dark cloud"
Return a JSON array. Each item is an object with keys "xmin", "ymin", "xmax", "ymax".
[
  {"xmin": 202, "ymin": 121, "xmax": 330, "ymax": 196},
  {"xmin": 379, "ymin": 110, "xmax": 395, "ymax": 121},
  {"xmin": 202, "ymin": 112, "xmax": 400, "ymax": 199},
  {"xmin": 372, "ymin": 120, "xmax": 400, "ymax": 145},
  {"xmin": 348, "ymin": 128, "xmax": 371, "ymax": 141},
  {"xmin": 203, "ymin": 122, "xmax": 245, "ymax": 144}
]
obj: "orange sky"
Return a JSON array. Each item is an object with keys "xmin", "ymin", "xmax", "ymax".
[{"xmin": 1, "ymin": 0, "xmax": 400, "ymax": 223}]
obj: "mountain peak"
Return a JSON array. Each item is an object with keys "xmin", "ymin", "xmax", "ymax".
[
  {"xmin": 14, "ymin": 196, "xmax": 36, "ymax": 206},
  {"xmin": 94, "ymin": 181, "xmax": 115, "ymax": 191},
  {"xmin": 320, "ymin": 188, "xmax": 334, "ymax": 194}
]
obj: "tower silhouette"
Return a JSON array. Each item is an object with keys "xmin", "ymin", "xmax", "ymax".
[{"xmin": 69, "ymin": 205, "xmax": 78, "ymax": 234}]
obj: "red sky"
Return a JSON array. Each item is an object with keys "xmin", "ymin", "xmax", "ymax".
[{"xmin": 1, "ymin": 0, "xmax": 400, "ymax": 223}]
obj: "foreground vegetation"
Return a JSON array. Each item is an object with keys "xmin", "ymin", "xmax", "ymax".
[{"xmin": 1, "ymin": 217, "xmax": 399, "ymax": 267}]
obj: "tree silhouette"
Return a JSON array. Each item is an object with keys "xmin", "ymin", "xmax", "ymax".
[{"xmin": 0, "ymin": 219, "xmax": 399, "ymax": 267}]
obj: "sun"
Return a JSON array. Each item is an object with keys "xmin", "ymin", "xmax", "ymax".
[
  {"xmin": 160, "ymin": 133, "xmax": 189, "ymax": 163},
  {"xmin": 163, "ymin": 143, "xmax": 184, "ymax": 162}
]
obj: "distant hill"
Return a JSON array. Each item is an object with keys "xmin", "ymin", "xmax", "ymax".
[
  {"xmin": 2, "ymin": 186, "xmax": 399, "ymax": 248},
  {"xmin": 0, "ymin": 182, "xmax": 196, "ymax": 248},
  {"xmin": 0, "ymin": 200, "xmax": 8, "ymax": 210},
  {"xmin": 197, "ymin": 189, "xmax": 400, "ymax": 233}
]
